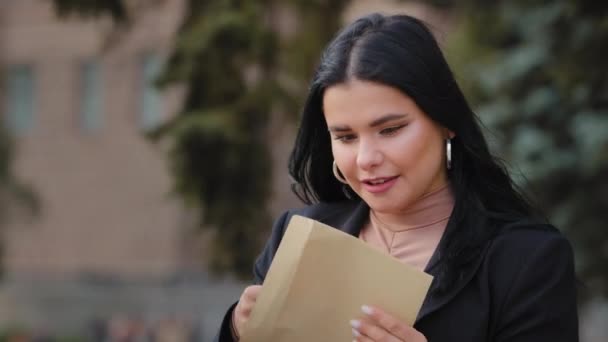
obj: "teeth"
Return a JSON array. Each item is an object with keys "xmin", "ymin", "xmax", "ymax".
[{"xmin": 370, "ymin": 179, "xmax": 388, "ymax": 185}]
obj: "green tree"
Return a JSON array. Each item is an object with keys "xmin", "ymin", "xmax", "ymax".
[
  {"xmin": 442, "ymin": 0, "xmax": 608, "ymax": 297},
  {"xmin": 152, "ymin": 0, "xmax": 351, "ymax": 277},
  {"xmin": 52, "ymin": 0, "xmax": 349, "ymax": 279}
]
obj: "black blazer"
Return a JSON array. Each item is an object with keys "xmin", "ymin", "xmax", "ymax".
[{"xmin": 215, "ymin": 200, "xmax": 578, "ymax": 341}]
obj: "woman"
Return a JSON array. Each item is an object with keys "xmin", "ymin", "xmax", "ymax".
[{"xmin": 215, "ymin": 13, "xmax": 578, "ymax": 341}]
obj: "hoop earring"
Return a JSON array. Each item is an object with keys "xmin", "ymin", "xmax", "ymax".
[
  {"xmin": 446, "ymin": 138, "xmax": 452, "ymax": 170},
  {"xmin": 332, "ymin": 161, "xmax": 349, "ymax": 184}
]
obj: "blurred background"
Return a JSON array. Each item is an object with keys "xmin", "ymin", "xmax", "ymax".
[{"xmin": 0, "ymin": 0, "xmax": 605, "ymax": 341}]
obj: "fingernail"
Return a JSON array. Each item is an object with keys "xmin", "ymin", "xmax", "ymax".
[
  {"xmin": 361, "ymin": 305, "xmax": 373, "ymax": 315},
  {"xmin": 352, "ymin": 328, "xmax": 360, "ymax": 337},
  {"xmin": 350, "ymin": 319, "xmax": 361, "ymax": 329}
]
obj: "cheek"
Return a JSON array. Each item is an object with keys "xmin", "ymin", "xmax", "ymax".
[
  {"xmin": 392, "ymin": 128, "xmax": 430, "ymax": 163},
  {"xmin": 411, "ymin": 135, "xmax": 447, "ymax": 182},
  {"xmin": 393, "ymin": 126, "xmax": 444, "ymax": 173},
  {"xmin": 331, "ymin": 143, "xmax": 356, "ymax": 176}
]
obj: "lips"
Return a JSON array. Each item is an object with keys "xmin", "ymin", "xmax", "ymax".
[{"xmin": 361, "ymin": 176, "xmax": 399, "ymax": 194}]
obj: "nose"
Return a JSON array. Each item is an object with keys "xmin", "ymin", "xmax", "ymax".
[{"xmin": 356, "ymin": 138, "xmax": 383, "ymax": 171}]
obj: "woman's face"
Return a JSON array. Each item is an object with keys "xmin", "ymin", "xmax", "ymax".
[{"xmin": 323, "ymin": 79, "xmax": 452, "ymax": 214}]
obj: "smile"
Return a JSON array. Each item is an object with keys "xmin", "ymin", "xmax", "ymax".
[
  {"xmin": 368, "ymin": 178, "xmax": 392, "ymax": 185},
  {"xmin": 361, "ymin": 176, "xmax": 399, "ymax": 194}
]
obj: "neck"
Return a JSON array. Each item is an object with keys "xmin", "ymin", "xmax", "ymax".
[{"xmin": 370, "ymin": 183, "xmax": 455, "ymax": 232}]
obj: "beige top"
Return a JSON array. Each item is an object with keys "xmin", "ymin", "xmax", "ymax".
[{"xmin": 359, "ymin": 184, "xmax": 455, "ymax": 271}]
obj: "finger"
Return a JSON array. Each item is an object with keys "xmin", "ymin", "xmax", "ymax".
[
  {"xmin": 238, "ymin": 286, "xmax": 262, "ymax": 309},
  {"xmin": 351, "ymin": 318, "xmax": 400, "ymax": 342},
  {"xmin": 239, "ymin": 304, "xmax": 253, "ymax": 317},
  {"xmin": 242, "ymin": 285, "xmax": 262, "ymax": 301},
  {"xmin": 361, "ymin": 305, "xmax": 423, "ymax": 341},
  {"xmin": 353, "ymin": 330, "xmax": 374, "ymax": 342},
  {"xmin": 236, "ymin": 301, "xmax": 255, "ymax": 318},
  {"xmin": 351, "ymin": 321, "xmax": 374, "ymax": 342},
  {"xmin": 236, "ymin": 285, "xmax": 263, "ymax": 317}
]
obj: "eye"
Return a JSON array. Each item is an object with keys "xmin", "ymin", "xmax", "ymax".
[
  {"xmin": 380, "ymin": 124, "xmax": 406, "ymax": 136},
  {"xmin": 334, "ymin": 134, "xmax": 357, "ymax": 143}
]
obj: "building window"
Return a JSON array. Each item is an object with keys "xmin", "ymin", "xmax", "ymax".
[
  {"xmin": 79, "ymin": 61, "xmax": 103, "ymax": 133},
  {"xmin": 4, "ymin": 65, "xmax": 35, "ymax": 134},
  {"xmin": 140, "ymin": 53, "xmax": 163, "ymax": 130}
]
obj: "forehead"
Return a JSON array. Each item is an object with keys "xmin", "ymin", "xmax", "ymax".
[{"xmin": 322, "ymin": 79, "xmax": 420, "ymax": 122}]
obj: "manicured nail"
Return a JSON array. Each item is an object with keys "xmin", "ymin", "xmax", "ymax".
[
  {"xmin": 361, "ymin": 305, "xmax": 373, "ymax": 315},
  {"xmin": 352, "ymin": 328, "xmax": 360, "ymax": 337},
  {"xmin": 350, "ymin": 319, "xmax": 361, "ymax": 329}
]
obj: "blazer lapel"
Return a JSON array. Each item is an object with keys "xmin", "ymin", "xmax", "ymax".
[
  {"xmin": 415, "ymin": 215, "xmax": 490, "ymax": 323},
  {"xmin": 340, "ymin": 200, "xmax": 369, "ymax": 236}
]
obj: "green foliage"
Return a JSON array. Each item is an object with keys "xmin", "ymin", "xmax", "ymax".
[
  {"xmin": 279, "ymin": 0, "xmax": 352, "ymax": 100},
  {"xmin": 445, "ymin": 0, "xmax": 608, "ymax": 296},
  {"xmin": 151, "ymin": 0, "xmax": 278, "ymax": 276},
  {"xmin": 153, "ymin": 0, "xmax": 350, "ymax": 277}
]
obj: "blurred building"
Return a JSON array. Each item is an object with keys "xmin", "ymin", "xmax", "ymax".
[
  {"xmin": 1, "ymin": 0, "xmax": 189, "ymax": 276},
  {"xmin": 0, "ymin": 0, "xmax": 235, "ymax": 338}
]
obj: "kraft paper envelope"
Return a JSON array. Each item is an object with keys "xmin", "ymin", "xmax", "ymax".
[{"xmin": 241, "ymin": 215, "xmax": 433, "ymax": 342}]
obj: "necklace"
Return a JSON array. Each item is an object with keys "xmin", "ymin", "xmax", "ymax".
[
  {"xmin": 368, "ymin": 211, "xmax": 398, "ymax": 254},
  {"xmin": 370, "ymin": 209, "xmax": 451, "ymax": 233},
  {"xmin": 370, "ymin": 210, "xmax": 415, "ymax": 233},
  {"xmin": 368, "ymin": 210, "xmax": 451, "ymax": 255}
]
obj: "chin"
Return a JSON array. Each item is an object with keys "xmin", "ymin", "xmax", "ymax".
[
  {"xmin": 364, "ymin": 198, "xmax": 403, "ymax": 213},
  {"xmin": 362, "ymin": 193, "xmax": 416, "ymax": 213}
]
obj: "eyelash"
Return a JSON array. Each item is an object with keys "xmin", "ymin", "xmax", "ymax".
[
  {"xmin": 334, "ymin": 125, "xmax": 406, "ymax": 143},
  {"xmin": 334, "ymin": 134, "xmax": 356, "ymax": 143},
  {"xmin": 380, "ymin": 124, "xmax": 406, "ymax": 136}
]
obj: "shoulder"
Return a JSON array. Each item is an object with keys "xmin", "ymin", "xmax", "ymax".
[
  {"xmin": 488, "ymin": 220, "xmax": 573, "ymax": 260},
  {"xmin": 482, "ymin": 219, "xmax": 575, "ymax": 288},
  {"xmin": 481, "ymin": 221, "xmax": 578, "ymax": 338}
]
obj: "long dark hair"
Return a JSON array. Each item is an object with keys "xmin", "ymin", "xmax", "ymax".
[{"xmin": 288, "ymin": 13, "xmax": 542, "ymax": 292}]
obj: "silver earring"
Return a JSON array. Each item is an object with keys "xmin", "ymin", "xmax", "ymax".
[
  {"xmin": 446, "ymin": 138, "xmax": 452, "ymax": 170},
  {"xmin": 332, "ymin": 161, "xmax": 349, "ymax": 184}
]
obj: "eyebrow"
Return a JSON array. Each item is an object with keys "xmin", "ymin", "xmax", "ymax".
[{"xmin": 328, "ymin": 113, "xmax": 408, "ymax": 132}]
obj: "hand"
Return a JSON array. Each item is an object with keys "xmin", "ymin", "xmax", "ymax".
[
  {"xmin": 232, "ymin": 285, "xmax": 262, "ymax": 338},
  {"xmin": 350, "ymin": 305, "xmax": 427, "ymax": 342}
]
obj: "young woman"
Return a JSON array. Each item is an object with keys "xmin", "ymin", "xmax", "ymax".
[{"xmin": 215, "ymin": 13, "xmax": 578, "ymax": 342}]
